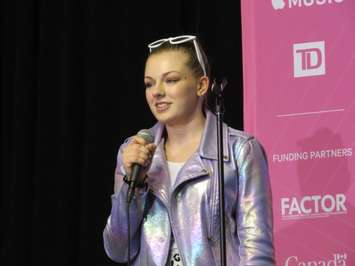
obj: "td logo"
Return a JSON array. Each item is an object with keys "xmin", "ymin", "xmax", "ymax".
[
  {"xmin": 293, "ymin": 41, "xmax": 326, "ymax": 78},
  {"xmin": 271, "ymin": 0, "xmax": 286, "ymax": 10}
]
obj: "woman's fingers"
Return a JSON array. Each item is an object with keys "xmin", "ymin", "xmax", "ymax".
[
  {"xmin": 122, "ymin": 139, "xmax": 156, "ymax": 175},
  {"xmin": 146, "ymin": 143, "xmax": 157, "ymax": 155},
  {"xmin": 131, "ymin": 135, "xmax": 151, "ymax": 146}
]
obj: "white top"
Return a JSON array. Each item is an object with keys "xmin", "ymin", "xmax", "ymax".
[
  {"xmin": 167, "ymin": 161, "xmax": 184, "ymax": 187},
  {"xmin": 167, "ymin": 161, "xmax": 185, "ymax": 266}
]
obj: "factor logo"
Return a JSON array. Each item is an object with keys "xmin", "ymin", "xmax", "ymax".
[{"xmin": 281, "ymin": 193, "xmax": 347, "ymax": 220}]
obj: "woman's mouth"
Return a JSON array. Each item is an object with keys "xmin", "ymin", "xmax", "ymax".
[{"xmin": 155, "ymin": 102, "xmax": 170, "ymax": 112}]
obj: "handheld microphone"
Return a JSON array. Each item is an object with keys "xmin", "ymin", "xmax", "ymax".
[{"xmin": 127, "ymin": 129, "xmax": 154, "ymax": 203}]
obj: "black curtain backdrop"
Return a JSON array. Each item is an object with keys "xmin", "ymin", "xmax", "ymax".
[{"xmin": 1, "ymin": 1, "xmax": 243, "ymax": 265}]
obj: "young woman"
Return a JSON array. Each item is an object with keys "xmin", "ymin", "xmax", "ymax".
[{"xmin": 103, "ymin": 35, "xmax": 275, "ymax": 265}]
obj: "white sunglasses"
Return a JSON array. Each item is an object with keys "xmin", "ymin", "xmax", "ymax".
[{"xmin": 148, "ymin": 35, "xmax": 207, "ymax": 76}]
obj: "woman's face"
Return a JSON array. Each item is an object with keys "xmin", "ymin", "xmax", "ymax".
[{"xmin": 144, "ymin": 50, "xmax": 207, "ymax": 126}]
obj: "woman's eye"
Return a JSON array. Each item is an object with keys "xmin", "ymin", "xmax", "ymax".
[
  {"xmin": 166, "ymin": 78, "xmax": 178, "ymax": 84},
  {"xmin": 145, "ymin": 82, "xmax": 152, "ymax": 89}
]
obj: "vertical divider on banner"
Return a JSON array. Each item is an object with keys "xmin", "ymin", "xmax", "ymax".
[{"xmin": 241, "ymin": 0, "xmax": 257, "ymax": 134}]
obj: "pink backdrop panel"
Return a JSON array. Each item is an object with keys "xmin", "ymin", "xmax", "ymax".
[{"xmin": 241, "ymin": 1, "xmax": 355, "ymax": 265}]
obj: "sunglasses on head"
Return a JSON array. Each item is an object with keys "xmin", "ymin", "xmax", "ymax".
[{"xmin": 148, "ymin": 35, "xmax": 207, "ymax": 76}]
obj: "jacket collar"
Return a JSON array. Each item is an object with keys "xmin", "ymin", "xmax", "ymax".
[{"xmin": 199, "ymin": 109, "xmax": 230, "ymax": 161}]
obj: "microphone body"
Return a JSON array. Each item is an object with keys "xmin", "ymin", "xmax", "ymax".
[{"xmin": 127, "ymin": 129, "xmax": 154, "ymax": 203}]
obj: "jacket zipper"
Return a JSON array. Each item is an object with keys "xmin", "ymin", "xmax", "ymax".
[
  {"xmin": 170, "ymin": 169, "xmax": 208, "ymax": 266},
  {"xmin": 208, "ymin": 166, "xmax": 217, "ymax": 241}
]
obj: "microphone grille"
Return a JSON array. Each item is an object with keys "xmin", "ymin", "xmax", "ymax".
[{"xmin": 137, "ymin": 129, "xmax": 154, "ymax": 144}]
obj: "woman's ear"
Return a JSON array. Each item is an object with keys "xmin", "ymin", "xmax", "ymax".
[{"xmin": 196, "ymin": 76, "xmax": 209, "ymax": 96}]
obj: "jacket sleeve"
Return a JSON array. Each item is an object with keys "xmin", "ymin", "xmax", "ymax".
[
  {"xmin": 103, "ymin": 141, "xmax": 148, "ymax": 263},
  {"xmin": 235, "ymin": 137, "xmax": 275, "ymax": 265}
]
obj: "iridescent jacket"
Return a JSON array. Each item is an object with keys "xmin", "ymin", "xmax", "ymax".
[{"xmin": 103, "ymin": 110, "xmax": 275, "ymax": 265}]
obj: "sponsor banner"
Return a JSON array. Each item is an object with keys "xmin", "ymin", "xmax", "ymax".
[{"xmin": 241, "ymin": 0, "xmax": 355, "ymax": 264}]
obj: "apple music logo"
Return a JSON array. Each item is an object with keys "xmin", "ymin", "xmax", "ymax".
[
  {"xmin": 271, "ymin": 0, "xmax": 344, "ymax": 10},
  {"xmin": 272, "ymin": 0, "xmax": 286, "ymax": 9}
]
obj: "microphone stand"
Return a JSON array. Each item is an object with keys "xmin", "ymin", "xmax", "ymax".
[{"xmin": 212, "ymin": 78, "xmax": 228, "ymax": 266}]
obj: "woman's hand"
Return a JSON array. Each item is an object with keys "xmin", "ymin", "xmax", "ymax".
[{"xmin": 122, "ymin": 135, "xmax": 156, "ymax": 182}]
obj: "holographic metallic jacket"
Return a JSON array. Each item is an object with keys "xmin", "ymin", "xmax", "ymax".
[{"xmin": 103, "ymin": 110, "xmax": 275, "ymax": 265}]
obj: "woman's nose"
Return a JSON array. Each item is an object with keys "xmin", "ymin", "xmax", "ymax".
[{"xmin": 152, "ymin": 83, "xmax": 165, "ymax": 97}]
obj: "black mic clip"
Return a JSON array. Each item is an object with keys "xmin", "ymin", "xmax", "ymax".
[
  {"xmin": 211, "ymin": 77, "xmax": 228, "ymax": 97},
  {"xmin": 211, "ymin": 77, "xmax": 228, "ymax": 115}
]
